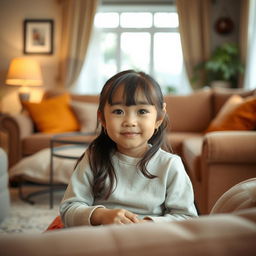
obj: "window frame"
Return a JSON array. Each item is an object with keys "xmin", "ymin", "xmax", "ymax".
[{"xmin": 95, "ymin": 4, "xmax": 179, "ymax": 78}]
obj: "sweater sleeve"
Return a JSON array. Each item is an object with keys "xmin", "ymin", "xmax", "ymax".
[
  {"xmin": 59, "ymin": 153, "xmax": 105, "ymax": 227},
  {"xmin": 146, "ymin": 156, "xmax": 198, "ymax": 222}
]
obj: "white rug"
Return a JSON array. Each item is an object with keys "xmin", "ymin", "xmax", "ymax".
[{"xmin": 0, "ymin": 186, "xmax": 63, "ymax": 233}]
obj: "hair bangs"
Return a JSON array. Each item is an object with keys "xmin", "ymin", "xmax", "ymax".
[{"xmin": 107, "ymin": 73, "xmax": 161, "ymax": 107}]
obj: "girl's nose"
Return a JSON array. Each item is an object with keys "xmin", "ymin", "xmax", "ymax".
[{"xmin": 123, "ymin": 114, "xmax": 137, "ymax": 127}]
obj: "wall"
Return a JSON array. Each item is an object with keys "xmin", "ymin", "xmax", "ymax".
[
  {"xmin": 0, "ymin": 0, "xmax": 62, "ymax": 113},
  {"xmin": 211, "ymin": 0, "xmax": 241, "ymax": 51}
]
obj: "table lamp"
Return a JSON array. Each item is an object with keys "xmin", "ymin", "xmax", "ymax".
[{"xmin": 5, "ymin": 58, "xmax": 43, "ymax": 102}]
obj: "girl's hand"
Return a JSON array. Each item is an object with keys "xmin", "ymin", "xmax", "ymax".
[
  {"xmin": 91, "ymin": 208, "xmax": 139, "ymax": 225},
  {"xmin": 137, "ymin": 218, "xmax": 152, "ymax": 223}
]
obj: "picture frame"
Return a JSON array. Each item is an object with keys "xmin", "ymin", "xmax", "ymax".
[{"xmin": 23, "ymin": 19, "xmax": 54, "ymax": 55}]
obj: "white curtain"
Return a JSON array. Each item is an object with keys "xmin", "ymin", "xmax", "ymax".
[
  {"xmin": 244, "ymin": 0, "xmax": 256, "ymax": 89},
  {"xmin": 58, "ymin": 0, "xmax": 99, "ymax": 89},
  {"xmin": 176, "ymin": 0, "xmax": 211, "ymax": 89},
  {"xmin": 73, "ymin": 27, "xmax": 104, "ymax": 94}
]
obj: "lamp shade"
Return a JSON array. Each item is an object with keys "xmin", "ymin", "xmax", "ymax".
[{"xmin": 6, "ymin": 58, "xmax": 43, "ymax": 87}]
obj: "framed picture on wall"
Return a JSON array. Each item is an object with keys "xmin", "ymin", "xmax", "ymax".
[{"xmin": 23, "ymin": 19, "xmax": 54, "ymax": 54}]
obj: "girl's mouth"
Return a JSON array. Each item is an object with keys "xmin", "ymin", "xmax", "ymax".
[{"xmin": 121, "ymin": 132, "xmax": 140, "ymax": 137}]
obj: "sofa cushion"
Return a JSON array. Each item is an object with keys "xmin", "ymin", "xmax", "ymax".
[
  {"xmin": 205, "ymin": 95, "xmax": 256, "ymax": 133},
  {"xmin": 182, "ymin": 137, "xmax": 203, "ymax": 182},
  {"xmin": 167, "ymin": 132, "xmax": 202, "ymax": 157},
  {"xmin": 205, "ymin": 95, "xmax": 242, "ymax": 133},
  {"xmin": 22, "ymin": 93, "xmax": 80, "ymax": 133},
  {"xmin": 9, "ymin": 147, "xmax": 84, "ymax": 184},
  {"xmin": 22, "ymin": 133, "xmax": 97, "ymax": 156},
  {"xmin": 212, "ymin": 87, "xmax": 256, "ymax": 116},
  {"xmin": 70, "ymin": 101, "xmax": 98, "ymax": 133},
  {"xmin": 211, "ymin": 178, "xmax": 256, "ymax": 214},
  {"xmin": 22, "ymin": 133, "xmax": 56, "ymax": 156},
  {"xmin": 164, "ymin": 89, "xmax": 212, "ymax": 132}
]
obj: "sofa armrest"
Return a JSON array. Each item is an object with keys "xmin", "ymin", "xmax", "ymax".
[
  {"xmin": 0, "ymin": 113, "xmax": 34, "ymax": 167},
  {"xmin": 202, "ymin": 131, "xmax": 256, "ymax": 164}
]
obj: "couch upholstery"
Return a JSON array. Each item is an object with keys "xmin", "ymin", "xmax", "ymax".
[
  {"xmin": 0, "ymin": 147, "xmax": 10, "ymax": 223},
  {"xmin": 0, "ymin": 178, "xmax": 255, "ymax": 256},
  {"xmin": 211, "ymin": 177, "xmax": 256, "ymax": 214},
  {"xmin": 0, "ymin": 87, "xmax": 255, "ymax": 214}
]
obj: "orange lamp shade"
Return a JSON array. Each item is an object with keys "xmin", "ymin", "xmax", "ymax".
[{"xmin": 6, "ymin": 58, "xmax": 43, "ymax": 87}]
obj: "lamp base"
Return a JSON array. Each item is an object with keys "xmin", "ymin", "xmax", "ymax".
[{"xmin": 19, "ymin": 92, "xmax": 30, "ymax": 102}]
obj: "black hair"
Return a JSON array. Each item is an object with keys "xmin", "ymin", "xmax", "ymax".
[{"xmin": 84, "ymin": 70, "xmax": 171, "ymax": 200}]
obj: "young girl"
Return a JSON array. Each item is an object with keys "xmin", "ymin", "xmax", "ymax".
[{"xmin": 60, "ymin": 70, "xmax": 198, "ymax": 226}]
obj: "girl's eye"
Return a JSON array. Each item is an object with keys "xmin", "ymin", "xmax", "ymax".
[
  {"xmin": 112, "ymin": 109, "xmax": 124, "ymax": 115},
  {"xmin": 138, "ymin": 109, "xmax": 149, "ymax": 115}
]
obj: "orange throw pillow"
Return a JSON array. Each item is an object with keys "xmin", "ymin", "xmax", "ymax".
[
  {"xmin": 23, "ymin": 93, "xmax": 80, "ymax": 133},
  {"xmin": 205, "ymin": 95, "xmax": 256, "ymax": 133}
]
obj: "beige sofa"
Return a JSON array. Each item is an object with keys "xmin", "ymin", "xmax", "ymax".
[
  {"xmin": 0, "ymin": 88, "xmax": 255, "ymax": 214},
  {"xmin": 0, "ymin": 178, "xmax": 255, "ymax": 256}
]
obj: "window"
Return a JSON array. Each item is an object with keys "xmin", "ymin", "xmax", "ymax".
[{"xmin": 76, "ymin": 4, "xmax": 190, "ymax": 95}]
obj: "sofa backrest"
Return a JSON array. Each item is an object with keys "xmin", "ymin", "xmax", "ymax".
[
  {"xmin": 164, "ymin": 89, "xmax": 212, "ymax": 132},
  {"xmin": 70, "ymin": 94, "xmax": 99, "ymax": 104},
  {"xmin": 44, "ymin": 88, "xmax": 255, "ymax": 133},
  {"xmin": 44, "ymin": 90, "xmax": 99, "ymax": 104},
  {"xmin": 212, "ymin": 88, "xmax": 256, "ymax": 116}
]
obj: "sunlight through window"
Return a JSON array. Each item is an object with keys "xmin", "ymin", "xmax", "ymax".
[
  {"xmin": 154, "ymin": 12, "xmax": 179, "ymax": 28},
  {"xmin": 77, "ymin": 4, "xmax": 187, "ymax": 95},
  {"xmin": 121, "ymin": 32, "xmax": 150, "ymax": 71},
  {"xmin": 95, "ymin": 13, "xmax": 119, "ymax": 28},
  {"xmin": 120, "ymin": 12, "xmax": 152, "ymax": 28}
]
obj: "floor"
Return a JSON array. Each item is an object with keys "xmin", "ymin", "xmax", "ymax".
[{"xmin": 0, "ymin": 185, "xmax": 64, "ymax": 233}]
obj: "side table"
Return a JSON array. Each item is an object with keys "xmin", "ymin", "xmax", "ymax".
[{"xmin": 49, "ymin": 132, "xmax": 96, "ymax": 208}]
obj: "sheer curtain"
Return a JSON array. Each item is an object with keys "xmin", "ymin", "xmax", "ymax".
[
  {"xmin": 176, "ymin": 0, "xmax": 211, "ymax": 89},
  {"xmin": 73, "ymin": 27, "xmax": 104, "ymax": 94},
  {"xmin": 58, "ymin": 0, "xmax": 98, "ymax": 89},
  {"xmin": 244, "ymin": 0, "xmax": 256, "ymax": 89}
]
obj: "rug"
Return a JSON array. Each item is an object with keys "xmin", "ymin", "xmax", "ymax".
[{"xmin": 0, "ymin": 186, "xmax": 63, "ymax": 233}]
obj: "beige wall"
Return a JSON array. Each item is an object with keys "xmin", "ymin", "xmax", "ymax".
[
  {"xmin": 0, "ymin": 0, "xmax": 62, "ymax": 113},
  {"xmin": 211, "ymin": 0, "xmax": 241, "ymax": 51}
]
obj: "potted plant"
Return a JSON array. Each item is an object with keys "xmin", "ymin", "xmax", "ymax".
[{"xmin": 193, "ymin": 43, "xmax": 244, "ymax": 88}]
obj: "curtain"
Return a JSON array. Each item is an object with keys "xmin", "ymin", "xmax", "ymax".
[
  {"xmin": 58, "ymin": 0, "xmax": 98, "ymax": 88},
  {"xmin": 244, "ymin": 0, "xmax": 256, "ymax": 89},
  {"xmin": 176, "ymin": 0, "xmax": 211, "ymax": 89},
  {"xmin": 238, "ymin": 0, "xmax": 249, "ymax": 88}
]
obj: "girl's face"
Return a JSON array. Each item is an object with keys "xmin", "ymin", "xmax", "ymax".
[{"xmin": 99, "ymin": 86, "xmax": 165, "ymax": 158}]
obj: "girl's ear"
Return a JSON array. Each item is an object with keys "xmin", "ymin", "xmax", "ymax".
[
  {"xmin": 98, "ymin": 111, "xmax": 106, "ymax": 127},
  {"xmin": 155, "ymin": 102, "xmax": 167, "ymax": 129}
]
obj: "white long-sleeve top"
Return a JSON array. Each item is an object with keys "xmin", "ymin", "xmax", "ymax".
[{"xmin": 60, "ymin": 148, "xmax": 198, "ymax": 227}]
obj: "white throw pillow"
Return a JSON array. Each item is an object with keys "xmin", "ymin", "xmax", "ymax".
[
  {"xmin": 9, "ymin": 147, "xmax": 86, "ymax": 184},
  {"xmin": 70, "ymin": 101, "xmax": 98, "ymax": 133}
]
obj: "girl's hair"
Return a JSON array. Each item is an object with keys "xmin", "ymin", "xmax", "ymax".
[{"xmin": 85, "ymin": 70, "xmax": 171, "ymax": 200}]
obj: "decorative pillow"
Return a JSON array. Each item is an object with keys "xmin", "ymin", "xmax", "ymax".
[
  {"xmin": 22, "ymin": 93, "xmax": 80, "ymax": 133},
  {"xmin": 9, "ymin": 147, "xmax": 84, "ymax": 184},
  {"xmin": 205, "ymin": 95, "xmax": 256, "ymax": 133},
  {"xmin": 70, "ymin": 101, "xmax": 98, "ymax": 133}
]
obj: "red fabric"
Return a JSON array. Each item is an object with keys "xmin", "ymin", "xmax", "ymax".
[{"xmin": 45, "ymin": 216, "xmax": 64, "ymax": 231}]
